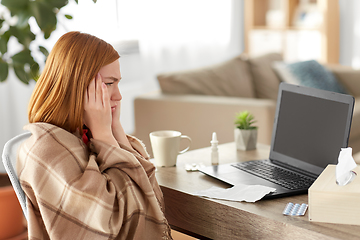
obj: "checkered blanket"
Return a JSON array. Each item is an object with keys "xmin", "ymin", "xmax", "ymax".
[{"xmin": 17, "ymin": 123, "xmax": 172, "ymax": 240}]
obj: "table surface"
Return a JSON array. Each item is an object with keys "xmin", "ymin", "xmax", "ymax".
[{"xmin": 155, "ymin": 142, "xmax": 360, "ymax": 240}]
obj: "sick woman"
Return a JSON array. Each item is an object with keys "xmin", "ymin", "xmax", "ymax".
[{"xmin": 17, "ymin": 31, "xmax": 172, "ymax": 240}]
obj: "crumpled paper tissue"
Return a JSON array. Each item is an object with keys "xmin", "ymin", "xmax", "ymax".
[
  {"xmin": 336, "ymin": 147, "xmax": 357, "ymax": 186},
  {"xmin": 194, "ymin": 183, "xmax": 276, "ymax": 202}
]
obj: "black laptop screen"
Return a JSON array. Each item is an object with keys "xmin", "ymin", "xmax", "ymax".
[{"xmin": 272, "ymin": 89, "xmax": 353, "ymax": 169}]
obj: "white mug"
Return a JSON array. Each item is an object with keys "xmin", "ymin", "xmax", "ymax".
[{"xmin": 149, "ymin": 130, "xmax": 191, "ymax": 167}]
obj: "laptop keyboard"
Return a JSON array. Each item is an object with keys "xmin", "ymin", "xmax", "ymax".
[{"xmin": 231, "ymin": 160, "xmax": 315, "ymax": 190}]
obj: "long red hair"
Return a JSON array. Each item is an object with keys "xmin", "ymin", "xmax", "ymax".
[{"xmin": 28, "ymin": 31, "xmax": 120, "ymax": 133}]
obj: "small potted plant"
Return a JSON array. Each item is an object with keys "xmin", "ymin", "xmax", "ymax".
[{"xmin": 234, "ymin": 110, "xmax": 258, "ymax": 151}]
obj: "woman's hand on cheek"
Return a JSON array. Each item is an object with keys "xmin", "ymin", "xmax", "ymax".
[
  {"xmin": 110, "ymin": 101, "xmax": 132, "ymax": 149},
  {"xmin": 84, "ymin": 74, "xmax": 118, "ymax": 146},
  {"xmin": 111, "ymin": 100, "xmax": 122, "ymax": 129}
]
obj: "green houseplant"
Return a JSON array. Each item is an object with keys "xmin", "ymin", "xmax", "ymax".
[
  {"xmin": 234, "ymin": 110, "xmax": 258, "ymax": 151},
  {"xmin": 0, "ymin": 0, "xmax": 96, "ymax": 84}
]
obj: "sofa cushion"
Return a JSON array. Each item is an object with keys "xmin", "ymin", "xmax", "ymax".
[
  {"xmin": 327, "ymin": 65, "xmax": 360, "ymax": 97},
  {"xmin": 273, "ymin": 60, "xmax": 348, "ymax": 94},
  {"xmin": 157, "ymin": 55, "xmax": 256, "ymax": 98},
  {"xmin": 247, "ymin": 53, "xmax": 283, "ymax": 100}
]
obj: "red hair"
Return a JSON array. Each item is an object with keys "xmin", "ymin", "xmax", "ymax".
[{"xmin": 28, "ymin": 31, "xmax": 120, "ymax": 133}]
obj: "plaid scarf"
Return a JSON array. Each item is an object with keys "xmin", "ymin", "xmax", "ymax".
[{"xmin": 17, "ymin": 123, "xmax": 172, "ymax": 240}]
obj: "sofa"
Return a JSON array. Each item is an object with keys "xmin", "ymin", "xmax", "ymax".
[{"xmin": 133, "ymin": 53, "xmax": 360, "ymax": 159}]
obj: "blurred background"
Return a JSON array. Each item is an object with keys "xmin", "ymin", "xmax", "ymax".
[{"xmin": 1, "ymin": 0, "xmax": 360, "ymax": 170}]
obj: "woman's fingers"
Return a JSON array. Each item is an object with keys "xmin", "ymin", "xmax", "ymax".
[
  {"xmin": 95, "ymin": 73, "xmax": 102, "ymax": 103},
  {"xmin": 84, "ymin": 73, "xmax": 111, "ymax": 126},
  {"xmin": 87, "ymin": 74, "xmax": 107, "ymax": 108},
  {"xmin": 102, "ymin": 82, "xmax": 111, "ymax": 110},
  {"xmin": 88, "ymin": 75, "xmax": 96, "ymax": 103},
  {"xmin": 83, "ymin": 73, "xmax": 118, "ymax": 146}
]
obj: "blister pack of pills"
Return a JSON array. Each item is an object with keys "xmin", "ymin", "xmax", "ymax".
[{"xmin": 283, "ymin": 202, "xmax": 308, "ymax": 216}]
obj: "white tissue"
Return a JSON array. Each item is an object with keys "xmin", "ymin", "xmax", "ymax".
[
  {"xmin": 336, "ymin": 147, "xmax": 357, "ymax": 186},
  {"xmin": 194, "ymin": 184, "xmax": 276, "ymax": 203}
]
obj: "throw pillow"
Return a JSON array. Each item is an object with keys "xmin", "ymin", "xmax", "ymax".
[
  {"xmin": 327, "ymin": 65, "xmax": 360, "ymax": 97},
  {"xmin": 272, "ymin": 60, "xmax": 348, "ymax": 94},
  {"xmin": 157, "ymin": 55, "xmax": 256, "ymax": 98},
  {"xmin": 247, "ymin": 53, "xmax": 283, "ymax": 100}
]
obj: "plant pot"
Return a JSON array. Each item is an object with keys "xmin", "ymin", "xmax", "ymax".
[
  {"xmin": 234, "ymin": 128, "xmax": 257, "ymax": 151},
  {"xmin": 0, "ymin": 174, "xmax": 26, "ymax": 239}
]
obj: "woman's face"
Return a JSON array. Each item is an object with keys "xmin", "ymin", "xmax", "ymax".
[{"xmin": 98, "ymin": 60, "xmax": 122, "ymax": 112}]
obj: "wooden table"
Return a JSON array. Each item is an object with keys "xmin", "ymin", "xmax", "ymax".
[{"xmin": 155, "ymin": 142, "xmax": 360, "ymax": 240}]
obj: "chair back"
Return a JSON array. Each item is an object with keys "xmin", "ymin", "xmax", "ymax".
[{"xmin": 2, "ymin": 132, "xmax": 31, "ymax": 220}]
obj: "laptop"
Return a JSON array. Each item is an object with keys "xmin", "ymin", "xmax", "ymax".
[{"xmin": 199, "ymin": 82, "xmax": 355, "ymax": 199}]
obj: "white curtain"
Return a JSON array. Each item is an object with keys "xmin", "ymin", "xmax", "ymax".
[
  {"xmin": 339, "ymin": 0, "xmax": 360, "ymax": 68},
  {"xmin": 138, "ymin": 0, "xmax": 234, "ymax": 73}
]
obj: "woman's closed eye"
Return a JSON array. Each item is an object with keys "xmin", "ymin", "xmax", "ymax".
[
  {"xmin": 103, "ymin": 76, "xmax": 121, "ymax": 87},
  {"xmin": 105, "ymin": 82, "xmax": 114, "ymax": 86}
]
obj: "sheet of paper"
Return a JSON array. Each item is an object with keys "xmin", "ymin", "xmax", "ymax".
[{"xmin": 194, "ymin": 184, "xmax": 276, "ymax": 203}]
